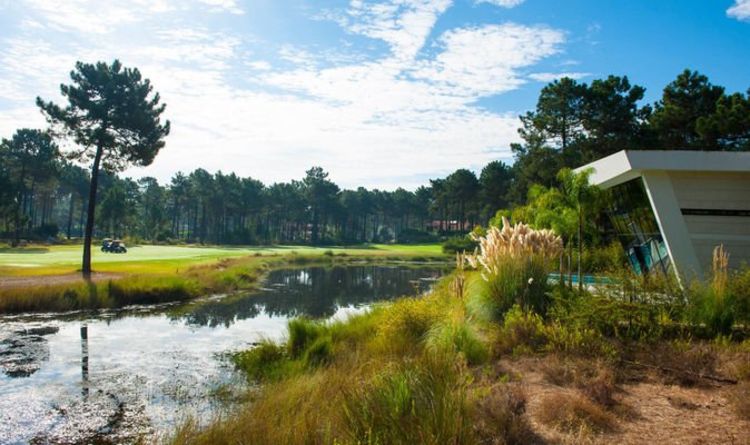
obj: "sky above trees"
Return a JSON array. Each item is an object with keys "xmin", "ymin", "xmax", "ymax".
[{"xmin": 1, "ymin": 0, "xmax": 749, "ymax": 189}]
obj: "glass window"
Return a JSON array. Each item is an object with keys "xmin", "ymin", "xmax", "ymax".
[{"xmin": 605, "ymin": 178, "xmax": 671, "ymax": 276}]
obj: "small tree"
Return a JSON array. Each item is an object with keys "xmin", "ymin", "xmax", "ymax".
[
  {"xmin": 37, "ymin": 60, "xmax": 170, "ymax": 277},
  {"xmin": 557, "ymin": 168, "xmax": 602, "ymax": 290}
]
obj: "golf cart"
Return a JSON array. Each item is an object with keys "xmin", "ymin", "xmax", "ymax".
[{"xmin": 101, "ymin": 239, "xmax": 127, "ymax": 253}]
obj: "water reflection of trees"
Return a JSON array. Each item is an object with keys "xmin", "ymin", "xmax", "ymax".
[{"xmin": 175, "ymin": 266, "xmax": 444, "ymax": 328}]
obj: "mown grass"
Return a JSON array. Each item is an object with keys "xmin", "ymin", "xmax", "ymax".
[
  {"xmin": 0, "ymin": 243, "xmax": 445, "ymax": 277},
  {"xmin": 0, "ymin": 247, "xmax": 448, "ymax": 314}
]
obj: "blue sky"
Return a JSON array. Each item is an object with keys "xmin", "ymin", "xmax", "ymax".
[{"xmin": 1, "ymin": 0, "xmax": 749, "ymax": 189}]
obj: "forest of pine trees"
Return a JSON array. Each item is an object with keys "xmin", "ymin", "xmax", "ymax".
[{"xmin": 2, "ymin": 69, "xmax": 748, "ymax": 245}]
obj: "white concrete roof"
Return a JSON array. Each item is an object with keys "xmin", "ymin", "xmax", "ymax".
[{"xmin": 576, "ymin": 150, "xmax": 750, "ymax": 189}]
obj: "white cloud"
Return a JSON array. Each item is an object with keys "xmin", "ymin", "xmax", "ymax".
[
  {"xmin": 528, "ymin": 71, "xmax": 590, "ymax": 82},
  {"xmin": 412, "ymin": 24, "xmax": 565, "ymax": 96},
  {"xmin": 197, "ymin": 0, "xmax": 244, "ymax": 14},
  {"xmin": 343, "ymin": 0, "xmax": 452, "ymax": 62},
  {"xmin": 0, "ymin": 0, "xmax": 569, "ymax": 189},
  {"xmin": 475, "ymin": 0, "xmax": 526, "ymax": 8},
  {"xmin": 727, "ymin": 0, "xmax": 750, "ymax": 21}
]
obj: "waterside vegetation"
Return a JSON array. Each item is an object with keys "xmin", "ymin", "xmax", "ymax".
[
  {"xmin": 169, "ymin": 220, "xmax": 750, "ymax": 445},
  {"xmin": 0, "ymin": 243, "xmax": 447, "ymax": 314}
]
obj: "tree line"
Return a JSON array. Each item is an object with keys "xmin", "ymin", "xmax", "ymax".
[
  {"xmin": 0, "ymin": 146, "xmax": 512, "ymax": 245},
  {"xmin": 2, "ymin": 67, "xmax": 748, "ymax": 247}
]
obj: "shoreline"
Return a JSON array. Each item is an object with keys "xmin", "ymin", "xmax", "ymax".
[{"xmin": 0, "ymin": 249, "xmax": 450, "ymax": 315}]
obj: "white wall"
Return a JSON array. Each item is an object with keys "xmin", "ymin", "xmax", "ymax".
[{"xmin": 669, "ymin": 171, "xmax": 750, "ymax": 273}]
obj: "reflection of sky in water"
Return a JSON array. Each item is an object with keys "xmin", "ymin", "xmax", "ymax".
[{"xmin": 0, "ymin": 265, "xmax": 444, "ymax": 444}]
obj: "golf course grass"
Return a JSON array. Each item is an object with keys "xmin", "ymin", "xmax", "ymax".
[
  {"xmin": 0, "ymin": 243, "xmax": 444, "ymax": 276},
  {"xmin": 0, "ymin": 243, "xmax": 446, "ymax": 314}
]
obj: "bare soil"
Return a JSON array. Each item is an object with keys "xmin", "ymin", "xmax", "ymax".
[{"xmin": 501, "ymin": 357, "xmax": 750, "ymax": 445}]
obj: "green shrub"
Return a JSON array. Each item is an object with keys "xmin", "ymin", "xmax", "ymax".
[
  {"xmin": 729, "ymin": 266, "xmax": 750, "ymax": 326},
  {"xmin": 497, "ymin": 305, "xmax": 548, "ymax": 354},
  {"xmin": 545, "ymin": 322, "xmax": 617, "ymax": 359},
  {"xmin": 578, "ymin": 242, "xmax": 626, "ymax": 273},
  {"xmin": 396, "ymin": 228, "xmax": 438, "ymax": 244},
  {"xmin": 442, "ymin": 236, "xmax": 478, "ymax": 254},
  {"xmin": 687, "ymin": 283, "xmax": 736, "ymax": 335}
]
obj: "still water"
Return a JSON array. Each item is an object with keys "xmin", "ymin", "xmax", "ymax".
[{"xmin": 0, "ymin": 265, "xmax": 444, "ymax": 444}]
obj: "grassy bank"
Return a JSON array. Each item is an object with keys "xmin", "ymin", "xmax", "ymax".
[
  {"xmin": 169, "ymin": 269, "xmax": 750, "ymax": 445},
  {"xmin": 167, "ymin": 223, "xmax": 750, "ymax": 445},
  {"xmin": 0, "ymin": 244, "xmax": 447, "ymax": 314}
]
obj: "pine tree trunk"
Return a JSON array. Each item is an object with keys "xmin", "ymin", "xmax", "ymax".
[
  {"xmin": 67, "ymin": 193, "xmax": 74, "ymax": 239},
  {"xmin": 82, "ymin": 144, "xmax": 103, "ymax": 278}
]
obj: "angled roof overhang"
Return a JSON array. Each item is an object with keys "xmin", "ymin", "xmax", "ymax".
[{"xmin": 575, "ymin": 150, "xmax": 750, "ymax": 189}]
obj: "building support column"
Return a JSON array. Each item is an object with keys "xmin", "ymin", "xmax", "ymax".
[{"xmin": 641, "ymin": 172, "xmax": 703, "ymax": 284}]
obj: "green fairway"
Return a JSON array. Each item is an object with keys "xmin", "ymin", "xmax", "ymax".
[{"xmin": 0, "ymin": 244, "xmax": 444, "ymax": 276}]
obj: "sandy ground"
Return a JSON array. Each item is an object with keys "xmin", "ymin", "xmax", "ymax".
[
  {"xmin": 502, "ymin": 357, "xmax": 750, "ymax": 445},
  {"xmin": 0, "ymin": 272, "xmax": 122, "ymax": 289}
]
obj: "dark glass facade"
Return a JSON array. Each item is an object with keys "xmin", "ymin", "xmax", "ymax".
[{"xmin": 605, "ymin": 178, "xmax": 671, "ymax": 275}]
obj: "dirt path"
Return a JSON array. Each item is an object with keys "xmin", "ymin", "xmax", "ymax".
[
  {"xmin": 0, "ymin": 272, "xmax": 122, "ymax": 289},
  {"xmin": 501, "ymin": 357, "xmax": 750, "ymax": 445}
]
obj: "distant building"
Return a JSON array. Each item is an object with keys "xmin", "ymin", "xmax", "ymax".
[{"xmin": 577, "ymin": 150, "xmax": 750, "ymax": 284}]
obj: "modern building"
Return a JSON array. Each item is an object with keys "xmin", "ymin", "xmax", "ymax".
[{"xmin": 577, "ymin": 150, "xmax": 750, "ymax": 284}]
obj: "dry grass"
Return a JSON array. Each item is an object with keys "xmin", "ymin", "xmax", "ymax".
[
  {"xmin": 728, "ymin": 382, "xmax": 750, "ymax": 420},
  {"xmin": 540, "ymin": 356, "xmax": 617, "ymax": 407},
  {"xmin": 471, "ymin": 383, "xmax": 542, "ymax": 445},
  {"xmin": 537, "ymin": 392, "xmax": 617, "ymax": 434},
  {"xmin": 631, "ymin": 341, "xmax": 719, "ymax": 387}
]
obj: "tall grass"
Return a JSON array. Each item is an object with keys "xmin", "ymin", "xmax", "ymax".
[
  {"xmin": 467, "ymin": 217, "xmax": 562, "ymax": 317},
  {"xmin": 0, "ymin": 275, "xmax": 201, "ymax": 313},
  {"xmin": 687, "ymin": 245, "xmax": 750, "ymax": 336}
]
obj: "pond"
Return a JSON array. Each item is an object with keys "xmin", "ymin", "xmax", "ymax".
[{"xmin": 0, "ymin": 265, "xmax": 445, "ymax": 444}]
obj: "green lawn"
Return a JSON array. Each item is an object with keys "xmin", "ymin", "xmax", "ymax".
[{"xmin": 0, "ymin": 243, "xmax": 444, "ymax": 276}]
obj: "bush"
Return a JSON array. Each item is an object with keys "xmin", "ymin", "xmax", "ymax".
[
  {"xmin": 442, "ymin": 236, "xmax": 478, "ymax": 254},
  {"xmin": 578, "ymin": 242, "xmax": 626, "ymax": 273},
  {"xmin": 545, "ymin": 322, "xmax": 617, "ymax": 359},
  {"xmin": 397, "ymin": 228, "xmax": 438, "ymax": 244},
  {"xmin": 497, "ymin": 305, "xmax": 548, "ymax": 355}
]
